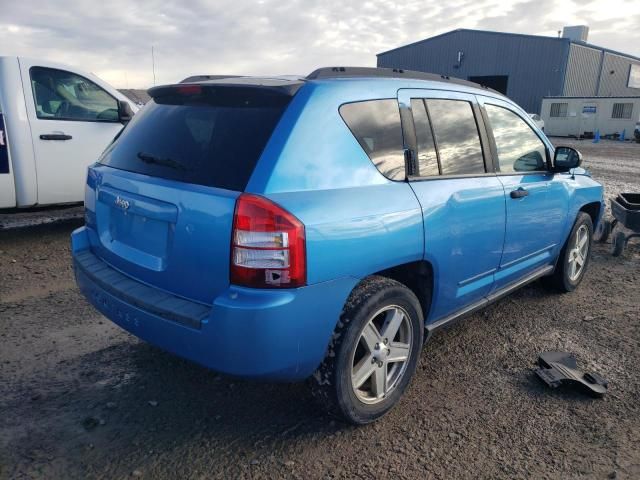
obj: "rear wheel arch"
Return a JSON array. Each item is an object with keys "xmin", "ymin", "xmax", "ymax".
[
  {"xmin": 372, "ymin": 260, "xmax": 434, "ymax": 322},
  {"xmin": 310, "ymin": 275, "xmax": 424, "ymax": 424}
]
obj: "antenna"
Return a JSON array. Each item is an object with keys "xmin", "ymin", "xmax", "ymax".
[{"xmin": 151, "ymin": 46, "xmax": 156, "ymax": 86}]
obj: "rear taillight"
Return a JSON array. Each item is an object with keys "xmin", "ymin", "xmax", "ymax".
[{"xmin": 230, "ymin": 194, "xmax": 306, "ymax": 288}]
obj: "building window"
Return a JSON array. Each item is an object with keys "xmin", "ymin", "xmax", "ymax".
[
  {"xmin": 550, "ymin": 103, "xmax": 568, "ymax": 118},
  {"xmin": 612, "ymin": 103, "xmax": 633, "ymax": 119}
]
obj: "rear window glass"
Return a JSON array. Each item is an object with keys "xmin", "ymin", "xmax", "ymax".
[
  {"xmin": 99, "ymin": 87, "xmax": 291, "ymax": 191},
  {"xmin": 339, "ymin": 99, "xmax": 405, "ymax": 181}
]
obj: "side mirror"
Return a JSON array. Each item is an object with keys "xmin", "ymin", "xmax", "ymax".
[
  {"xmin": 117, "ymin": 100, "xmax": 134, "ymax": 125},
  {"xmin": 553, "ymin": 146, "xmax": 582, "ymax": 172}
]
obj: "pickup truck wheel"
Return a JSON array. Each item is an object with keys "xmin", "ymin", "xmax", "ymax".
[
  {"xmin": 310, "ymin": 276, "xmax": 423, "ymax": 425},
  {"xmin": 545, "ymin": 212, "xmax": 593, "ymax": 292}
]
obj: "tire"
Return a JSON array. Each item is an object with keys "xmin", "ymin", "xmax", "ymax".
[
  {"xmin": 611, "ymin": 230, "xmax": 626, "ymax": 257},
  {"xmin": 593, "ymin": 219, "xmax": 611, "ymax": 243},
  {"xmin": 310, "ymin": 276, "xmax": 423, "ymax": 425},
  {"xmin": 546, "ymin": 212, "xmax": 593, "ymax": 292}
]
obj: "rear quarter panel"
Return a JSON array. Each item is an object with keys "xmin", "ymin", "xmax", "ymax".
[
  {"xmin": 247, "ymin": 80, "xmax": 425, "ymax": 285},
  {"xmin": 267, "ymin": 185, "xmax": 424, "ymax": 285}
]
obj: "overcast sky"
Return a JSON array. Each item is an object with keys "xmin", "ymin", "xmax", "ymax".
[{"xmin": 1, "ymin": 0, "xmax": 639, "ymax": 88}]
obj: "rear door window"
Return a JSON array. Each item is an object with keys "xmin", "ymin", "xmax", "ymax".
[
  {"xmin": 99, "ymin": 87, "xmax": 291, "ymax": 191},
  {"xmin": 410, "ymin": 99, "xmax": 439, "ymax": 176},
  {"xmin": 485, "ymin": 104, "xmax": 547, "ymax": 173},
  {"xmin": 426, "ymin": 99, "xmax": 485, "ymax": 175},
  {"xmin": 339, "ymin": 99, "xmax": 405, "ymax": 181}
]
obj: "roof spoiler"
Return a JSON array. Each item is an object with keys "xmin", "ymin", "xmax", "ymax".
[
  {"xmin": 147, "ymin": 83, "xmax": 301, "ymax": 101},
  {"xmin": 180, "ymin": 75, "xmax": 241, "ymax": 83}
]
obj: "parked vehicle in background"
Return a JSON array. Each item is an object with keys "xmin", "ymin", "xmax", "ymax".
[
  {"xmin": 0, "ymin": 57, "xmax": 137, "ymax": 209},
  {"xmin": 529, "ymin": 113, "xmax": 545, "ymax": 131},
  {"xmin": 72, "ymin": 67, "xmax": 604, "ymax": 424}
]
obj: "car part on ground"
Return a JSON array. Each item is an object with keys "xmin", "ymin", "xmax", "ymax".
[{"xmin": 535, "ymin": 351, "xmax": 608, "ymax": 397}]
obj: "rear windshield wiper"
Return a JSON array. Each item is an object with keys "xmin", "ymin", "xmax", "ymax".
[{"xmin": 137, "ymin": 152, "xmax": 188, "ymax": 172}]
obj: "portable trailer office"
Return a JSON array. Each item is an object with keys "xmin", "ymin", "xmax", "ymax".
[{"xmin": 541, "ymin": 96, "xmax": 640, "ymax": 138}]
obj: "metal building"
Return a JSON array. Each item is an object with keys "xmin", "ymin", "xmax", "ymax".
[{"xmin": 377, "ymin": 27, "xmax": 640, "ymax": 114}]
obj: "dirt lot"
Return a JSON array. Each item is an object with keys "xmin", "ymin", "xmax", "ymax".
[{"xmin": 1, "ymin": 140, "xmax": 639, "ymax": 479}]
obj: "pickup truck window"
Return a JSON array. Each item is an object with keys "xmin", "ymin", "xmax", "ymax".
[
  {"xmin": 30, "ymin": 67, "xmax": 119, "ymax": 122},
  {"xmin": 426, "ymin": 99, "xmax": 485, "ymax": 175},
  {"xmin": 485, "ymin": 104, "xmax": 547, "ymax": 173},
  {"xmin": 339, "ymin": 99, "xmax": 405, "ymax": 181}
]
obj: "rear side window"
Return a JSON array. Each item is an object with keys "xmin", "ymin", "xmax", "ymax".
[
  {"xmin": 100, "ymin": 88, "xmax": 291, "ymax": 191},
  {"xmin": 339, "ymin": 99, "xmax": 405, "ymax": 181},
  {"xmin": 426, "ymin": 99, "xmax": 485, "ymax": 175},
  {"xmin": 485, "ymin": 104, "xmax": 547, "ymax": 173}
]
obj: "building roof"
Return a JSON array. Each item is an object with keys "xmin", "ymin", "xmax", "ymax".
[{"xmin": 377, "ymin": 28, "xmax": 640, "ymax": 63}]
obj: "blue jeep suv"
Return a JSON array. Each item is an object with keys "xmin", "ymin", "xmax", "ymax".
[{"xmin": 72, "ymin": 67, "xmax": 604, "ymax": 424}]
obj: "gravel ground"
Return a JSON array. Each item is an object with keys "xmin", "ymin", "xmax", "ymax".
[{"xmin": 0, "ymin": 140, "xmax": 639, "ymax": 479}]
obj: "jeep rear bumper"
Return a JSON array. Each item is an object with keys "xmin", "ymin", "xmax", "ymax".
[{"xmin": 72, "ymin": 226, "xmax": 356, "ymax": 381}]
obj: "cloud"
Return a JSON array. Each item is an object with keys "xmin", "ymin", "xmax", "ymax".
[{"xmin": 0, "ymin": 0, "xmax": 638, "ymax": 88}]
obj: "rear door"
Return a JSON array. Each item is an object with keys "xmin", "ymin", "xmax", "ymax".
[
  {"xmin": 18, "ymin": 59, "xmax": 127, "ymax": 205},
  {"xmin": 399, "ymin": 89, "xmax": 506, "ymax": 323},
  {"xmin": 477, "ymin": 96, "xmax": 567, "ymax": 290}
]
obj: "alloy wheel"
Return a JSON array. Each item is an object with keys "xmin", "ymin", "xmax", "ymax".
[
  {"xmin": 568, "ymin": 224, "xmax": 589, "ymax": 281},
  {"xmin": 350, "ymin": 305, "xmax": 413, "ymax": 404}
]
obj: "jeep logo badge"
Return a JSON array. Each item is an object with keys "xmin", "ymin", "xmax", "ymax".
[{"xmin": 115, "ymin": 196, "xmax": 130, "ymax": 210}]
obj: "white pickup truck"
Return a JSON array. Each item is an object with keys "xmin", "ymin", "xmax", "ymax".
[{"xmin": 0, "ymin": 57, "xmax": 138, "ymax": 209}]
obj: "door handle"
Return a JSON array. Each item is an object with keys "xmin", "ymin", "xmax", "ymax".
[
  {"xmin": 40, "ymin": 133, "xmax": 72, "ymax": 141},
  {"xmin": 510, "ymin": 188, "xmax": 529, "ymax": 199}
]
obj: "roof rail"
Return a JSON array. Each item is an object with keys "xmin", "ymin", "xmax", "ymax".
[
  {"xmin": 180, "ymin": 75, "xmax": 241, "ymax": 83},
  {"xmin": 306, "ymin": 66, "xmax": 496, "ymax": 91}
]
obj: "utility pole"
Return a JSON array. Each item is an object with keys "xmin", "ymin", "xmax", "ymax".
[{"xmin": 151, "ymin": 46, "xmax": 156, "ymax": 86}]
